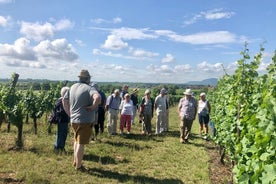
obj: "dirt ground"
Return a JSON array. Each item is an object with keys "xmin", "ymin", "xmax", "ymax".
[{"xmin": 205, "ymin": 140, "xmax": 233, "ymax": 184}]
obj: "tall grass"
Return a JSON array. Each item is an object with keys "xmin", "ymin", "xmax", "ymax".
[{"xmin": 0, "ymin": 106, "xmax": 211, "ymax": 184}]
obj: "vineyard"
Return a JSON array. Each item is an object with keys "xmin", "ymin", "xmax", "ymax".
[
  {"xmin": 209, "ymin": 46, "xmax": 276, "ymax": 183},
  {"xmin": 0, "ymin": 47, "xmax": 275, "ymax": 183}
]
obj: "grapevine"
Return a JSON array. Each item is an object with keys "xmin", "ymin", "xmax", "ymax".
[{"xmin": 210, "ymin": 46, "xmax": 276, "ymax": 183}]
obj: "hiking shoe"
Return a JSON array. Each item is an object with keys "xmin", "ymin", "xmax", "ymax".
[{"xmin": 75, "ymin": 165, "xmax": 89, "ymax": 172}]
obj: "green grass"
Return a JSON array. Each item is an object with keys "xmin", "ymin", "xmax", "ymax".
[{"xmin": 0, "ymin": 106, "xmax": 211, "ymax": 184}]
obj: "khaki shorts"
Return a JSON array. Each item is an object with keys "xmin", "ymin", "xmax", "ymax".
[{"xmin": 71, "ymin": 123, "xmax": 93, "ymax": 144}]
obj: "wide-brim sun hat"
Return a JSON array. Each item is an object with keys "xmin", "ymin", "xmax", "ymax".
[
  {"xmin": 133, "ymin": 88, "xmax": 139, "ymax": 93},
  {"xmin": 200, "ymin": 92, "xmax": 206, "ymax": 97},
  {"xmin": 145, "ymin": 89, "xmax": 151, "ymax": 94},
  {"xmin": 124, "ymin": 93, "xmax": 130, "ymax": 98},
  {"xmin": 184, "ymin": 89, "xmax": 192, "ymax": 95},
  {"xmin": 78, "ymin": 69, "xmax": 91, "ymax": 78}
]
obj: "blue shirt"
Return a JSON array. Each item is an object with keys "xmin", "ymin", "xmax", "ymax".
[{"xmin": 106, "ymin": 94, "xmax": 121, "ymax": 110}]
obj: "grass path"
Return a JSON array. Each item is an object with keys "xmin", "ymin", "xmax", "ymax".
[{"xmin": 0, "ymin": 106, "xmax": 212, "ymax": 184}]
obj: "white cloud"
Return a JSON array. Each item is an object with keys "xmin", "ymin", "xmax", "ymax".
[
  {"xmin": 204, "ymin": 9, "xmax": 235, "ymax": 20},
  {"xmin": 174, "ymin": 64, "xmax": 192, "ymax": 71},
  {"xmin": 130, "ymin": 48, "xmax": 159, "ymax": 58},
  {"xmin": 184, "ymin": 9, "xmax": 235, "ymax": 25},
  {"xmin": 170, "ymin": 31, "xmax": 243, "ymax": 45},
  {"xmin": 0, "ymin": 37, "xmax": 36, "ymax": 61},
  {"xmin": 0, "ymin": 0, "xmax": 12, "ymax": 4},
  {"xmin": 113, "ymin": 17, "xmax": 122, "ymax": 23},
  {"xmin": 147, "ymin": 64, "xmax": 175, "ymax": 75},
  {"xmin": 101, "ymin": 35, "xmax": 128, "ymax": 50},
  {"xmin": 33, "ymin": 38, "xmax": 78, "ymax": 62},
  {"xmin": 0, "ymin": 37, "xmax": 78, "ymax": 71},
  {"xmin": 197, "ymin": 61, "xmax": 223, "ymax": 72},
  {"xmin": 91, "ymin": 17, "xmax": 122, "ymax": 24},
  {"xmin": 55, "ymin": 19, "xmax": 74, "ymax": 31},
  {"xmin": 20, "ymin": 19, "xmax": 74, "ymax": 41},
  {"xmin": 111, "ymin": 27, "xmax": 157, "ymax": 40},
  {"xmin": 155, "ymin": 29, "xmax": 246, "ymax": 45},
  {"xmin": 20, "ymin": 22, "xmax": 55, "ymax": 41},
  {"xmin": 162, "ymin": 53, "xmax": 174, "ymax": 63},
  {"xmin": 0, "ymin": 15, "xmax": 11, "ymax": 27},
  {"xmin": 75, "ymin": 39, "xmax": 85, "ymax": 46}
]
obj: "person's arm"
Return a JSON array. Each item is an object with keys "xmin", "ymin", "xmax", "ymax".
[
  {"xmin": 178, "ymin": 99, "xmax": 182, "ymax": 116},
  {"xmin": 154, "ymin": 97, "xmax": 158, "ymax": 110},
  {"xmin": 87, "ymin": 92, "xmax": 101, "ymax": 112},
  {"xmin": 193, "ymin": 98, "xmax": 198, "ymax": 120},
  {"xmin": 207, "ymin": 101, "xmax": 211, "ymax": 114},
  {"xmin": 62, "ymin": 97, "xmax": 70, "ymax": 116}
]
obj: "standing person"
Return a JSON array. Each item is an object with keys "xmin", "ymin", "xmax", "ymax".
[
  {"xmin": 54, "ymin": 87, "xmax": 70, "ymax": 153},
  {"xmin": 164, "ymin": 91, "xmax": 169, "ymax": 132},
  {"xmin": 63, "ymin": 69, "xmax": 101, "ymax": 171},
  {"xmin": 119, "ymin": 93, "xmax": 133, "ymax": 134},
  {"xmin": 198, "ymin": 92, "xmax": 211, "ymax": 139},
  {"xmin": 154, "ymin": 88, "xmax": 168, "ymax": 134},
  {"xmin": 130, "ymin": 88, "xmax": 139, "ymax": 125},
  {"xmin": 105, "ymin": 89, "xmax": 121, "ymax": 135},
  {"xmin": 120, "ymin": 84, "xmax": 129, "ymax": 99},
  {"xmin": 178, "ymin": 89, "xmax": 197, "ymax": 143},
  {"xmin": 140, "ymin": 89, "xmax": 154, "ymax": 135},
  {"xmin": 91, "ymin": 82, "xmax": 106, "ymax": 137}
]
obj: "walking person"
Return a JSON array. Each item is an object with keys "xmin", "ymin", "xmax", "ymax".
[
  {"xmin": 63, "ymin": 69, "xmax": 101, "ymax": 171},
  {"xmin": 119, "ymin": 93, "xmax": 133, "ymax": 134},
  {"xmin": 154, "ymin": 88, "xmax": 168, "ymax": 134},
  {"xmin": 54, "ymin": 87, "xmax": 70, "ymax": 153},
  {"xmin": 105, "ymin": 89, "xmax": 121, "ymax": 135},
  {"xmin": 198, "ymin": 92, "xmax": 211, "ymax": 139},
  {"xmin": 140, "ymin": 89, "xmax": 154, "ymax": 135},
  {"xmin": 130, "ymin": 88, "xmax": 139, "ymax": 125},
  {"xmin": 178, "ymin": 89, "xmax": 197, "ymax": 143},
  {"xmin": 91, "ymin": 82, "xmax": 106, "ymax": 137}
]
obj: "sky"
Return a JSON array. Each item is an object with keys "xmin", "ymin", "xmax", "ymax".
[{"xmin": 0, "ymin": 0, "xmax": 275, "ymax": 83}]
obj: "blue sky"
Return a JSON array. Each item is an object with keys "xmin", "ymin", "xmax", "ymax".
[{"xmin": 0, "ymin": 0, "xmax": 275, "ymax": 83}]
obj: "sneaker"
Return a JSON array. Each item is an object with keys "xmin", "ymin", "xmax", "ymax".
[{"xmin": 127, "ymin": 132, "xmax": 130, "ymax": 134}]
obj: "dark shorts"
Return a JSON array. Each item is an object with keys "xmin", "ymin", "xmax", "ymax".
[
  {"xmin": 198, "ymin": 114, "xmax": 210, "ymax": 124},
  {"xmin": 71, "ymin": 123, "xmax": 93, "ymax": 144}
]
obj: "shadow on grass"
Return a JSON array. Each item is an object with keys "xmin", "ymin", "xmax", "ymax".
[
  {"xmin": 85, "ymin": 167, "xmax": 184, "ymax": 184},
  {"xmin": 84, "ymin": 152, "xmax": 129, "ymax": 165},
  {"xmin": 103, "ymin": 140, "xmax": 152, "ymax": 151}
]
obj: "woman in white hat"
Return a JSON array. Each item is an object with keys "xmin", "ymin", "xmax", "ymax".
[
  {"xmin": 178, "ymin": 89, "xmax": 197, "ymax": 143},
  {"xmin": 198, "ymin": 92, "xmax": 211, "ymax": 139}
]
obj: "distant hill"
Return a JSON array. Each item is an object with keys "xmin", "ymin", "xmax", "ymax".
[{"xmin": 186, "ymin": 78, "xmax": 218, "ymax": 86}]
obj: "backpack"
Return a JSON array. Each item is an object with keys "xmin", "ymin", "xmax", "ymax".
[{"xmin": 48, "ymin": 98, "xmax": 63, "ymax": 124}]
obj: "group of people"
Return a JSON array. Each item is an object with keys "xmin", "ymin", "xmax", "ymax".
[
  {"xmin": 52, "ymin": 69, "xmax": 211, "ymax": 171},
  {"xmin": 105, "ymin": 85, "xmax": 169, "ymax": 136}
]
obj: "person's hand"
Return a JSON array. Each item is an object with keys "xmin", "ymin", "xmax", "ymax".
[{"xmin": 86, "ymin": 105, "xmax": 94, "ymax": 112}]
